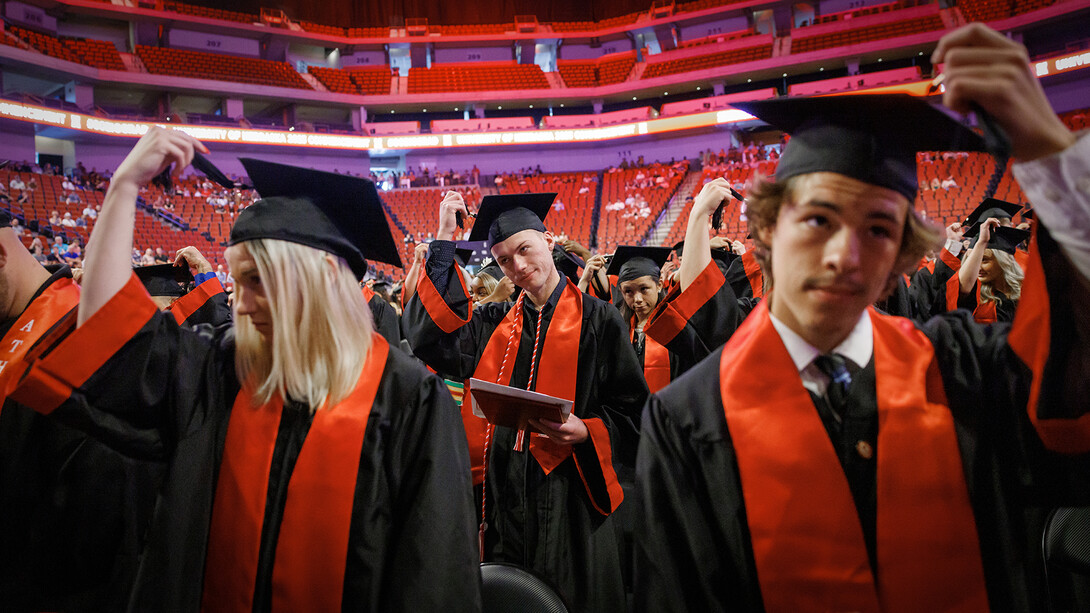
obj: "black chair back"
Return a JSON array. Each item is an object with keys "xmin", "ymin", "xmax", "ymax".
[{"xmin": 480, "ymin": 562, "xmax": 570, "ymax": 613}]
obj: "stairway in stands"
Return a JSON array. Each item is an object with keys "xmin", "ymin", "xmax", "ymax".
[{"xmin": 646, "ymin": 163, "xmax": 705, "ymax": 247}]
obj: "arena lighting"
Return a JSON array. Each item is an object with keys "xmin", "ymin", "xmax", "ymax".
[{"xmin": 1, "ymin": 49, "xmax": 1084, "ymax": 152}]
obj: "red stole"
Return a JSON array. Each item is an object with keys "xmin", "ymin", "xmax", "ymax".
[
  {"xmin": 740, "ymin": 250, "xmax": 764, "ymax": 298},
  {"xmin": 201, "ymin": 335, "xmax": 390, "ymax": 613},
  {"xmin": 720, "ymin": 301, "xmax": 989, "ymax": 612},
  {"xmin": 632, "ymin": 315, "xmax": 670, "ymax": 394},
  {"xmin": 972, "ymin": 283, "xmax": 998, "ymax": 324},
  {"xmin": 361, "ymin": 284, "xmax": 376, "ymax": 303},
  {"xmin": 468, "ymin": 279, "xmax": 582, "ymax": 474},
  {"xmin": 0, "ymin": 277, "xmax": 79, "ymax": 402}
]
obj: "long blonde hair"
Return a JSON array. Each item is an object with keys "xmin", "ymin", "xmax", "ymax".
[
  {"xmin": 233, "ymin": 239, "xmax": 374, "ymax": 412},
  {"xmin": 980, "ymin": 248, "xmax": 1023, "ymax": 303}
]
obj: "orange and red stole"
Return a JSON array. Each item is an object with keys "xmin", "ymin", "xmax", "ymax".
[
  {"xmin": 719, "ymin": 301, "xmax": 989, "ymax": 612},
  {"xmin": 631, "ymin": 315, "xmax": 670, "ymax": 394},
  {"xmin": 201, "ymin": 335, "xmax": 390, "ymax": 613},
  {"xmin": 467, "ymin": 280, "xmax": 583, "ymax": 474},
  {"xmin": 0, "ymin": 277, "xmax": 79, "ymax": 403}
]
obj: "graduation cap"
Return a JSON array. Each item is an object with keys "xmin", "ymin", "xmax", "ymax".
[
  {"xmin": 962, "ymin": 198, "xmax": 1022, "ymax": 228},
  {"xmin": 730, "ymin": 94, "xmax": 987, "ymax": 203},
  {"xmin": 233, "ymin": 159, "xmax": 402, "ymax": 280},
  {"xmin": 454, "ymin": 240, "xmax": 491, "ymax": 267},
  {"xmin": 671, "ymin": 240, "xmax": 685, "ymax": 257},
  {"xmin": 477, "ymin": 260, "xmax": 504, "ymax": 281},
  {"xmin": 1021, "ymin": 208, "xmax": 1035, "ymax": 222},
  {"xmin": 553, "ymin": 245, "xmax": 585, "ymax": 284},
  {"xmin": 192, "ymin": 152, "xmax": 246, "ymax": 190},
  {"xmin": 966, "ymin": 225, "xmax": 1030, "ymax": 254},
  {"xmin": 135, "ymin": 263, "xmax": 193, "ymax": 297},
  {"xmin": 466, "ymin": 193, "xmax": 557, "ymax": 248},
  {"xmin": 606, "ymin": 245, "xmax": 673, "ymax": 283}
]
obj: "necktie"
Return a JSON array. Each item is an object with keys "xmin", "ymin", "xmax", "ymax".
[{"xmin": 814, "ymin": 353, "xmax": 853, "ymax": 421}]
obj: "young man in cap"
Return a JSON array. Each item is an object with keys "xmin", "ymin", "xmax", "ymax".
[
  {"xmin": 635, "ymin": 24, "xmax": 1090, "ymax": 612},
  {"xmin": 10, "ymin": 129, "xmax": 481, "ymax": 612},
  {"xmin": 0, "ymin": 209, "xmax": 165, "ymax": 611},
  {"xmin": 403, "ymin": 190, "xmax": 647, "ymax": 612}
]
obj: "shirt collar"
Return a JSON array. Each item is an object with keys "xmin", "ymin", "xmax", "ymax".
[{"xmin": 769, "ymin": 308, "xmax": 873, "ymax": 374}]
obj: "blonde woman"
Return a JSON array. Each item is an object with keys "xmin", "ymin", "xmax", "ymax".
[
  {"xmin": 11, "ymin": 128, "xmax": 480, "ymax": 611},
  {"xmin": 957, "ymin": 217, "xmax": 1027, "ymax": 323}
]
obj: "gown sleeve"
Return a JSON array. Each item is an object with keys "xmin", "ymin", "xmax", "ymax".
[{"xmin": 11, "ymin": 273, "xmax": 230, "ymax": 461}]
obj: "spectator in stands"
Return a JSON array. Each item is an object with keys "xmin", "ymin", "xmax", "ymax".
[
  {"xmin": 930, "ymin": 177, "xmax": 942, "ymax": 191},
  {"xmin": 553, "ymin": 200, "xmax": 566, "ymax": 211},
  {"xmin": 62, "ymin": 242, "xmax": 82, "ymax": 267},
  {"xmin": 26, "ymin": 176, "xmax": 37, "ymax": 191},
  {"xmin": 9, "ymin": 175, "xmax": 25, "ymax": 191},
  {"xmin": 61, "ymin": 212, "xmax": 77, "ymax": 228},
  {"xmin": 82, "ymin": 204, "xmax": 97, "ymax": 220},
  {"xmin": 941, "ymin": 174, "xmax": 959, "ymax": 190},
  {"xmin": 50, "ymin": 235, "xmax": 68, "ymax": 258},
  {"xmin": 66, "ymin": 192, "xmax": 82, "ymax": 205},
  {"xmin": 15, "ymin": 191, "xmax": 28, "ymax": 206},
  {"xmin": 62, "ymin": 177, "xmax": 77, "ymax": 192},
  {"xmin": 29, "ymin": 236, "xmax": 47, "ymax": 263},
  {"xmin": 10, "ymin": 218, "xmax": 23, "ymax": 237},
  {"xmin": 140, "ymin": 248, "xmax": 155, "ymax": 266},
  {"xmin": 154, "ymin": 247, "xmax": 170, "ymax": 264}
]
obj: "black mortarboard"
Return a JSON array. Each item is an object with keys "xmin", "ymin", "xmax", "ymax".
[
  {"xmin": 671, "ymin": 240, "xmax": 685, "ymax": 257},
  {"xmin": 135, "ymin": 263, "xmax": 193, "ymax": 297},
  {"xmin": 962, "ymin": 198, "xmax": 1022, "ymax": 228},
  {"xmin": 1021, "ymin": 208, "xmax": 1035, "ymax": 222},
  {"xmin": 455, "ymin": 240, "xmax": 491, "ymax": 267},
  {"xmin": 607, "ymin": 245, "xmax": 672, "ymax": 282},
  {"xmin": 968, "ymin": 225, "xmax": 1030, "ymax": 254},
  {"xmin": 553, "ymin": 245, "xmax": 585, "ymax": 284},
  {"xmin": 477, "ymin": 260, "xmax": 504, "ymax": 281},
  {"xmin": 233, "ymin": 159, "xmax": 402, "ymax": 279},
  {"xmin": 711, "ymin": 246, "xmax": 739, "ymax": 267},
  {"xmin": 730, "ymin": 94, "xmax": 987, "ymax": 202},
  {"xmin": 467, "ymin": 193, "xmax": 557, "ymax": 248}
]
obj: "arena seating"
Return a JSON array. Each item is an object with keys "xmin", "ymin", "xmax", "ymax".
[
  {"xmin": 309, "ymin": 65, "xmax": 392, "ymax": 95},
  {"xmin": 4, "ymin": 24, "xmax": 127, "ymax": 71},
  {"xmin": 790, "ymin": 13, "xmax": 945, "ymax": 54},
  {"xmin": 642, "ymin": 40, "xmax": 774, "ymax": 79},
  {"xmin": 549, "ymin": 12, "xmax": 641, "ymax": 32},
  {"xmin": 7, "ymin": 24, "xmax": 83, "ymax": 64},
  {"xmin": 162, "ymin": 1, "xmax": 259, "ymax": 25},
  {"xmin": 136, "ymin": 45, "xmax": 312, "ymax": 89},
  {"xmin": 65, "ymin": 38, "xmax": 127, "ymax": 71},
  {"xmin": 432, "ymin": 24, "xmax": 512, "ymax": 35},
  {"xmin": 497, "ymin": 172, "xmax": 597, "ymax": 245},
  {"xmin": 558, "ymin": 51, "xmax": 638, "ymax": 88},
  {"xmin": 407, "ymin": 62, "xmax": 550, "ymax": 94},
  {"xmin": 598, "ymin": 162, "xmax": 688, "ymax": 254}
]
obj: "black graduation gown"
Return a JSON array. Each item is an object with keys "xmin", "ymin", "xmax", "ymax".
[
  {"xmin": 12, "ymin": 274, "xmax": 481, "ymax": 613},
  {"xmin": 368, "ymin": 292, "xmax": 402, "ymax": 345},
  {"xmin": 0, "ymin": 269, "xmax": 166, "ymax": 612},
  {"xmin": 403, "ymin": 241, "xmax": 647, "ymax": 613},
  {"xmin": 169, "ymin": 277, "xmax": 232, "ymax": 328},
  {"xmin": 634, "ymin": 229, "xmax": 1090, "ymax": 613},
  {"xmin": 644, "ymin": 259, "xmax": 760, "ymax": 376}
]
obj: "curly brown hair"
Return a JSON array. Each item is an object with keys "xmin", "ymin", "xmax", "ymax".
[{"xmin": 744, "ymin": 173, "xmax": 943, "ymax": 298}]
